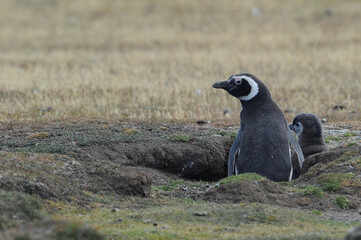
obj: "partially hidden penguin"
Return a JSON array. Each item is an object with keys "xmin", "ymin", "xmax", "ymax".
[
  {"xmin": 213, "ymin": 73, "xmax": 304, "ymax": 182},
  {"xmin": 289, "ymin": 113, "xmax": 329, "ymax": 179}
]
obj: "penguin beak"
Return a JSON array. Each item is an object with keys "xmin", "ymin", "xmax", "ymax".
[
  {"xmin": 212, "ymin": 81, "xmax": 231, "ymax": 90},
  {"xmin": 289, "ymin": 123, "xmax": 303, "ymax": 135}
]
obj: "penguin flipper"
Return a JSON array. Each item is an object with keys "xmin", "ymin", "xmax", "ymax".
[
  {"xmin": 287, "ymin": 128, "xmax": 304, "ymax": 169},
  {"xmin": 228, "ymin": 128, "xmax": 243, "ymax": 176}
]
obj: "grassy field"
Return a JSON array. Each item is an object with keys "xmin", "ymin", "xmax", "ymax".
[{"xmin": 0, "ymin": 0, "xmax": 360, "ymax": 122}]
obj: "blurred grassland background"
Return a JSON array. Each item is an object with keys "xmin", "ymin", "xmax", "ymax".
[{"xmin": 0, "ymin": 0, "xmax": 360, "ymax": 122}]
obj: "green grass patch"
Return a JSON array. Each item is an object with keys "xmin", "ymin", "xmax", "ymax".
[
  {"xmin": 324, "ymin": 136, "xmax": 341, "ymax": 143},
  {"xmin": 219, "ymin": 173, "xmax": 265, "ymax": 186},
  {"xmin": 333, "ymin": 196, "xmax": 348, "ymax": 210},
  {"xmin": 47, "ymin": 199, "xmax": 355, "ymax": 240},
  {"xmin": 12, "ymin": 143, "xmax": 68, "ymax": 154},
  {"xmin": 318, "ymin": 173, "xmax": 355, "ymax": 191},
  {"xmin": 0, "ymin": 190, "xmax": 43, "ymax": 230},
  {"xmin": 310, "ymin": 210, "xmax": 322, "ymax": 216},
  {"xmin": 302, "ymin": 186, "xmax": 324, "ymax": 198},
  {"xmin": 169, "ymin": 134, "xmax": 192, "ymax": 142},
  {"xmin": 76, "ymin": 135, "xmax": 126, "ymax": 147},
  {"xmin": 218, "ymin": 130, "xmax": 238, "ymax": 139},
  {"xmin": 153, "ymin": 180, "xmax": 184, "ymax": 191},
  {"xmin": 343, "ymin": 132, "xmax": 357, "ymax": 137},
  {"xmin": 347, "ymin": 142, "xmax": 358, "ymax": 146}
]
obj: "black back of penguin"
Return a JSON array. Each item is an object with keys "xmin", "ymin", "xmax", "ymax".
[
  {"xmin": 290, "ymin": 113, "xmax": 329, "ymax": 179},
  {"xmin": 213, "ymin": 73, "xmax": 292, "ymax": 182}
]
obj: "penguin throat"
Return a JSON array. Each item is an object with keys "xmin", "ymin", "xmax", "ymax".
[{"xmin": 238, "ymin": 76, "xmax": 259, "ymax": 101}]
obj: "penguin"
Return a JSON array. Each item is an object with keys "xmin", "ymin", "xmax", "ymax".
[
  {"xmin": 213, "ymin": 73, "xmax": 303, "ymax": 182},
  {"xmin": 289, "ymin": 113, "xmax": 329, "ymax": 179}
]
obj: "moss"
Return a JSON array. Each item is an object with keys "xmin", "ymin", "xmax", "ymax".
[
  {"xmin": 154, "ymin": 180, "xmax": 184, "ymax": 191},
  {"xmin": 76, "ymin": 135, "xmax": 125, "ymax": 147},
  {"xmin": 169, "ymin": 134, "xmax": 192, "ymax": 142},
  {"xmin": 347, "ymin": 142, "xmax": 358, "ymax": 146},
  {"xmin": 324, "ymin": 136, "xmax": 341, "ymax": 143},
  {"xmin": 218, "ymin": 130, "xmax": 238, "ymax": 139},
  {"xmin": 318, "ymin": 173, "xmax": 355, "ymax": 191},
  {"xmin": 310, "ymin": 210, "xmax": 322, "ymax": 216},
  {"xmin": 302, "ymin": 186, "xmax": 324, "ymax": 198},
  {"xmin": 343, "ymin": 132, "xmax": 357, "ymax": 137},
  {"xmin": 219, "ymin": 173, "xmax": 265, "ymax": 185},
  {"xmin": 0, "ymin": 190, "xmax": 43, "ymax": 230},
  {"xmin": 9, "ymin": 220, "xmax": 104, "ymax": 240},
  {"xmin": 14, "ymin": 143, "xmax": 68, "ymax": 154},
  {"xmin": 333, "ymin": 196, "xmax": 348, "ymax": 210},
  {"xmin": 55, "ymin": 221, "xmax": 104, "ymax": 240}
]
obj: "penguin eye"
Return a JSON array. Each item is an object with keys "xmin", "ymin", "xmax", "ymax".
[{"xmin": 235, "ymin": 78, "xmax": 242, "ymax": 85}]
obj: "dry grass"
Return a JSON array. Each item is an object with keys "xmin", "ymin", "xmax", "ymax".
[{"xmin": 0, "ymin": 0, "xmax": 360, "ymax": 122}]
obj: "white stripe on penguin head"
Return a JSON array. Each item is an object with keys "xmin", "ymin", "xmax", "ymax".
[{"xmin": 236, "ymin": 75, "xmax": 259, "ymax": 101}]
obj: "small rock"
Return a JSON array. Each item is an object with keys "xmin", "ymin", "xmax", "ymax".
[
  {"xmin": 195, "ymin": 89, "xmax": 202, "ymax": 95},
  {"xmin": 321, "ymin": 118, "xmax": 327, "ymax": 123},
  {"xmin": 110, "ymin": 127, "xmax": 120, "ymax": 132},
  {"xmin": 111, "ymin": 208, "xmax": 120, "ymax": 212},
  {"xmin": 251, "ymin": 7, "xmax": 261, "ymax": 17},
  {"xmin": 162, "ymin": 225, "xmax": 170, "ymax": 229},
  {"xmin": 194, "ymin": 211, "xmax": 208, "ymax": 216}
]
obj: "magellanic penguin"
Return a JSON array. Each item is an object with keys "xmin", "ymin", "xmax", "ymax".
[
  {"xmin": 289, "ymin": 113, "xmax": 329, "ymax": 179},
  {"xmin": 213, "ymin": 73, "xmax": 304, "ymax": 182}
]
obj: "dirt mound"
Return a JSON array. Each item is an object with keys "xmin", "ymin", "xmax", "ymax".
[
  {"xmin": 0, "ymin": 151, "xmax": 151, "ymax": 200},
  {"xmin": 202, "ymin": 179, "xmax": 287, "ymax": 205},
  {"xmin": 201, "ymin": 145, "xmax": 361, "ymax": 220},
  {"xmin": 85, "ymin": 163, "xmax": 152, "ymax": 197},
  {"xmin": 76, "ymin": 139, "xmax": 229, "ymax": 181},
  {"xmin": 301, "ymin": 144, "xmax": 361, "ymax": 175},
  {"xmin": 295, "ymin": 144, "xmax": 361, "ymax": 191}
]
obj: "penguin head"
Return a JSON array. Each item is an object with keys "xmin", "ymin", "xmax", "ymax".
[
  {"xmin": 213, "ymin": 73, "xmax": 267, "ymax": 101},
  {"xmin": 289, "ymin": 113, "xmax": 322, "ymax": 138}
]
